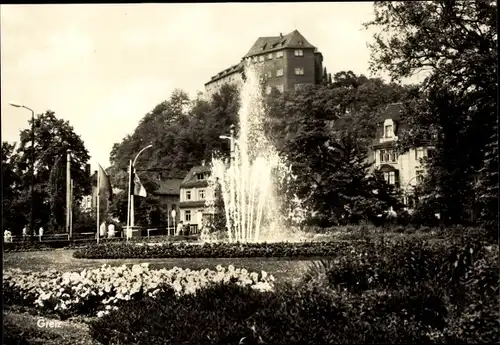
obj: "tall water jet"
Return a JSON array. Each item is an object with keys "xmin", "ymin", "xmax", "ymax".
[{"xmin": 206, "ymin": 62, "xmax": 307, "ymax": 243}]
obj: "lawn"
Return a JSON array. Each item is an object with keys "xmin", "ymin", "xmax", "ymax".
[{"xmin": 3, "ymin": 249, "xmax": 317, "ymax": 286}]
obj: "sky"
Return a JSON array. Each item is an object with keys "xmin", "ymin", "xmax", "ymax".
[{"xmin": 1, "ymin": 3, "xmax": 423, "ymax": 172}]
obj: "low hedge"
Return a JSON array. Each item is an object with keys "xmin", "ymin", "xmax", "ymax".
[
  {"xmin": 72, "ymin": 236, "xmax": 463, "ymax": 260},
  {"xmin": 73, "ymin": 241, "xmax": 360, "ymax": 259}
]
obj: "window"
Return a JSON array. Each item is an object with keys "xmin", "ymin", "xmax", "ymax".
[
  {"xmin": 276, "ymin": 84, "xmax": 284, "ymax": 93},
  {"xmin": 415, "ymin": 148, "xmax": 425, "ymax": 160},
  {"xmin": 199, "ymin": 189, "xmax": 205, "ymax": 200},
  {"xmin": 388, "ymin": 171, "xmax": 395, "ymax": 185},
  {"xmin": 298, "ymin": 40, "xmax": 303, "ymax": 45},
  {"xmin": 265, "ymin": 71, "xmax": 272, "ymax": 78},
  {"xmin": 294, "ymin": 83, "xmax": 306, "ymax": 90},
  {"xmin": 253, "ymin": 56, "xmax": 257, "ymax": 62},
  {"xmin": 416, "ymin": 170, "xmax": 424, "ymax": 184},
  {"xmin": 380, "ymin": 149, "xmax": 397, "ymax": 163},
  {"xmin": 384, "ymin": 124, "xmax": 393, "ymax": 138},
  {"xmin": 390, "ymin": 151, "xmax": 397, "ymax": 162},
  {"xmin": 185, "ymin": 210, "xmax": 191, "ymax": 222},
  {"xmin": 294, "ymin": 49, "xmax": 304, "ymax": 56},
  {"xmin": 197, "ymin": 173, "xmax": 205, "ymax": 180},
  {"xmin": 276, "ymin": 51, "xmax": 284, "ymax": 58},
  {"xmin": 265, "ymin": 86, "xmax": 272, "ymax": 95},
  {"xmin": 259, "ymin": 56, "xmax": 264, "ymax": 62},
  {"xmin": 267, "ymin": 53, "xmax": 273, "ymax": 60},
  {"xmin": 383, "ymin": 171, "xmax": 396, "ymax": 185},
  {"xmin": 294, "ymin": 67, "xmax": 304, "ymax": 75},
  {"xmin": 186, "ymin": 190, "xmax": 191, "ymax": 200},
  {"xmin": 276, "ymin": 69, "xmax": 284, "ymax": 77}
]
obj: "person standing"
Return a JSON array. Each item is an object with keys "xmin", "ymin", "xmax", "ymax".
[
  {"xmin": 176, "ymin": 221, "xmax": 183, "ymax": 236},
  {"xmin": 22, "ymin": 226, "xmax": 28, "ymax": 241},
  {"xmin": 100, "ymin": 221, "xmax": 107, "ymax": 238},
  {"xmin": 38, "ymin": 226, "xmax": 44, "ymax": 242},
  {"xmin": 107, "ymin": 222, "xmax": 115, "ymax": 238},
  {"xmin": 4, "ymin": 229, "xmax": 12, "ymax": 243}
]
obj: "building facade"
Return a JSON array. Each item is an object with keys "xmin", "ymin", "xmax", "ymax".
[
  {"xmin": 371, "ymin": 103, "xmax": 435, "ymax": 207},
  {"xmin": 151, "ymin": 179, "xmax": 182, "ymax": 226},
  {"xmin": 179, "ymin": 162, "xmax": 216, "ymax": 231},
  {"xmin": 204, "ymin": 30, "xmax": 323, "ymax": 99}
]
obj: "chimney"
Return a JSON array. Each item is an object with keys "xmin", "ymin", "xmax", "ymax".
[{"xmin": 280, "ymin": 32, "xmax": 283, "ymax": 38}]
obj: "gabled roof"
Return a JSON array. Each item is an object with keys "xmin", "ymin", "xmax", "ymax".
[
  {"xmin": 181, "ymin": 165, "xmax": 212, "ymax": 188},
  {"xmin": 379, "ymin": 103, "xmax": 403, "ymax": 123},
  {"xmin": 152, "ymin": 179, "xmax": 182, "ymax": 196},
  {"xmin": 205, "ymin": 62, "xmax": 244, "ymax": 85},
  {"xmin": 244, "ymin": 30, "xmax": 316, "ymax": 57}
]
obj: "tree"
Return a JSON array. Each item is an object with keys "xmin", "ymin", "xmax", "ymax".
[
  {"xmin": 107, "ymin": 85, "xmax": 240, "ymax": 226},
  {"xmin": 1, "ymin": 142, "xmax": 24, "ymax": 233},
  {"xmin": 365, "ymin": 0, "xmax": 498, "ymax": 225},
  {"xmin": 264, "ymin": 83, "xmax": 401, "ymax": 226},
  {"xmin": 14, "ymin": 111, "xmax": 91, "ymax": 233}
]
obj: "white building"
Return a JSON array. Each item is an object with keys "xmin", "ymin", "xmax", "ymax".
[{"xmin": 371, "ymin": 103, "xmax": 435, "ymax": 206}]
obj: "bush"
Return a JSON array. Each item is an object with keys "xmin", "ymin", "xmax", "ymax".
[{"xmin": 90, "ymin": 281, "xmax": 451, "ymax": 345}]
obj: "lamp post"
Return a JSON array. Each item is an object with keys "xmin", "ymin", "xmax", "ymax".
[
  {"xmin": 219, "ymin": 125, "xmax": 236, "ymax": 242},
  {"xmin": 9, "ymin": 102, "xmax": 35, "ymax": 241},
  {"xmin": 129, "ymin": 144, "xmax": 153, "ymax": 229},
  {"xmin": 219, "ymin": 124, "xmax": 235, "ymax": 162}
]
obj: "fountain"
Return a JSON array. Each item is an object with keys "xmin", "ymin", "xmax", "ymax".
[{"xmin": 205, "ymin": 62, "xmax": 308, "ymax": 243}]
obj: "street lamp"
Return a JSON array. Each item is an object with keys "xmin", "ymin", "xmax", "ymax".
[
  {"xmin": 219, "ymin": 125, "xmax": 236, "ymax": 162},
  {"xmin": 128, "ymin": 144, "xmax": 153, "ymax": 231},
  {"xmin": 9, "ymin": 102, "xmax": 35, "ymax": 241}
]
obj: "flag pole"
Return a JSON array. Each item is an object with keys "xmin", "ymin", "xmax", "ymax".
[
  {"xmin": 126, "ymin": 159, "xmax": 132, "ymax": 242},
  {"xmin": 131, "ymin": 169, "xmax": 135, "ymax": 228},
  {"xmin": 70, "ymin": 179, "xmax": 74, "ymax": 238},
  {"xmin": 66, "ymin": 150, "xmax": 71, "ymax": 234},
  {"xmin": 97, "ymin": 165, "xmax": 100, "ymax": 244}
]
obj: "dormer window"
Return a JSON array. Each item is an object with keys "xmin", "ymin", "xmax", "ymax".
[
  {"xmin": 383, "ymin": 118, "xmax": 395, "ymax": 139},
  {"xmin": 384, "ymin": 124, "xmax": 393, "ymax": 138},
  {"xmin": 197, "ymin": 173, "xmax": 205, "ymax": 180}
]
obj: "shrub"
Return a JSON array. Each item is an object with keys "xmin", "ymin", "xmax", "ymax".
[{"xmin": 90, "ymin": 281, "xmax": 448, "ymax": 345}]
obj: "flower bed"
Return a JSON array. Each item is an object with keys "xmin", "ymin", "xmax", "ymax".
[{"xmin": 3, "ymin": 264, "xmax": 274, "ymax": 319}]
